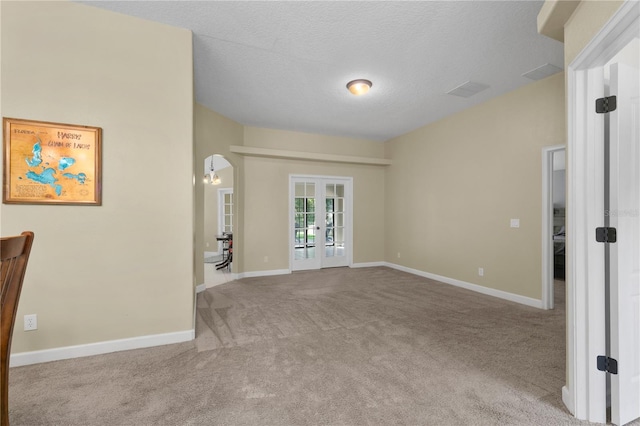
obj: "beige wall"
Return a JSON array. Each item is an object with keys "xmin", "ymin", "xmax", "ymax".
[
  {"xmin": 242, "ymin": 127, "xmax": 386, "ymax": 272},
  {"xmin": 194, "ymin": 105, "xmax": 244, "ymax": 284},
  {"xmin": 195, "ymin": 112, "xmax": 386, "ymax": 276},
  {"xmin": 564, "ymin": 0, "xmax": 625, "ymax": 66},
  {"xmin": 243, "ymin": 126, "xmax": 386, "ymax": 158},
  {"xmin": 384, "ymin": 72, "xmax": 565, "ymax": 300},
  {"xmin": 1, "ymin": 1, "xmax": 194, "ymax": 352},
  {"xmin": 204, "ymin": 166, "xmax": 234, "ymax": 252}
]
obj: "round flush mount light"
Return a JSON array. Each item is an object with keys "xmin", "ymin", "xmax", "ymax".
[{"xmin": 346, "ymin": 79, "xmax": 372, "ymax": 96}]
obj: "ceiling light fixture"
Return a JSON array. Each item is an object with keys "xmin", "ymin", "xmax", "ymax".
[
  {"xmin": 346, "ymin": 79, "xmax": 372, "ymax": 96},
  {"xmin": 203, "ymin": 156, "xmax": 221, "ymax": 185}
]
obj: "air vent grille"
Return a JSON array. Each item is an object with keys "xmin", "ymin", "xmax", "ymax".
[
  {"xmin": 522, "ymin": 63, "xmax": 562, "ymax": 81},
  {"xmin": 446, "ymin": 81, "xmax": 490, "ymax": 98}
]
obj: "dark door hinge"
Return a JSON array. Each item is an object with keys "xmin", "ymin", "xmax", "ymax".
[
  {"xmin": 597, "ymin": 355, "xmax": 618, "ymax": 374},
  {"xmin": 596, "ymin": 96, "xmax": 617, "ymax": 113},
  {"xmin": 596, "ymin": 227, "xmax": 617, "ymax": 243}
]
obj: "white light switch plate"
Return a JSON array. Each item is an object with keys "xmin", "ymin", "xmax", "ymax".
[{"xmin": 510, "ymin": 219, "xmax": 520, "ymax": 228}]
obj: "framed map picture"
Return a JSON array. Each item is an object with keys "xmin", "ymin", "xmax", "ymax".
[{"xmin": 3, "ymin": 118, "xmax": 102, "ymax": 205}]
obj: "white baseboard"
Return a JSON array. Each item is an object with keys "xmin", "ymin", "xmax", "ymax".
[
  {"xmin": 193, "ymin": 286, "xmax": 200, "ymax": 330},
  {"xmin": 10, "ymin": 329, "xmax": 194, "ymax": 367},
  {"xmin": 237, "ymin": 269, "xmax": 291, "ymax": 279},
  {"xmin": 562, "ymin": 386, "xmax": 574, "ymax": 416},
  {"xmin": 205, "ymin": 278, "xmax": 237, "ymax": 288},
  {"xmin": 196, "ymin": 277, "xmax": 240, "ymax": 293},
  {"xmin": 384, "ymin": 262, "xmax": 544, "ymax": 309},
  {"xmin": 351, "ymin": 261, "xmax": 386, "ymax": 268}
]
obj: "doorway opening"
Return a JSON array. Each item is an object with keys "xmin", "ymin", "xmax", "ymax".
[
  {"xmin": 543, "ymin": 146, "xmax": 566, "ymax": 310},
  {"xmin": 203, "ymin": 154, "xmax": 234, "ymax": 287},
  {"xmin": 290, "ymin": 175, "xmax": 353, "ymax": 271}
]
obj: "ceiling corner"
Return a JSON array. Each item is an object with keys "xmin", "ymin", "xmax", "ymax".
[{"xmin": 537, "ymin": 0, "xmax": 581, "ymax": 42}]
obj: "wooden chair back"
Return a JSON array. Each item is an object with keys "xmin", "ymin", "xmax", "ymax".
[{"xmin": 1, "ymin": 231, "xmax": 34, "ymax": 426}]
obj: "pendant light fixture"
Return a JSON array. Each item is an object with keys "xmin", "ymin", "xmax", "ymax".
[{"xmin": 203, "ymin": 156, "xmax": 221, "ymax": 185}]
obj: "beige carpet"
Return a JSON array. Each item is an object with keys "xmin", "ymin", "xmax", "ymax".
[{"xmin": 9, "ymin": 267, "xmax": 589, "ymax": 425}]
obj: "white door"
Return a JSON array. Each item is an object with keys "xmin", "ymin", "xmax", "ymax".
[
  {"xmin": 217, "ymin": 188, "xmax": 233, "ymax": 251},
  {"xmin": 609, "ymin": 61, "xmax": 640, "ymax": 426},
  {"xmin": 291, "ymin": 176, "xmax": 351, "ymax": 271}
]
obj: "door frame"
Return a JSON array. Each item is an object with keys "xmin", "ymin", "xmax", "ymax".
[
  {"xmin": 542, "ymin": 145, "xmax": 566, "ymax": 310},
  {"xmin": 289, "ymin": 174, "xmax": 353, "ymax": 271},
  {"xmin": 565, "ymin": 1, "xmax": 639, "ymax": 421}
]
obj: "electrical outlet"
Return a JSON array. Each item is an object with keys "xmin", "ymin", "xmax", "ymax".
[
  {"xmin": 397, "ymin": 252, "xmax": 401, "ymax": 258},
  {"xmin": 264, "ymin": 256, "xmax": 269, "ymax": 263},
  {"xmin": 478, "ymin": 268, "xmax": 484, "ymax": 277},
  {"xmin": 24, "ymin": 314, "xmax": 37, "ymax": 331}
]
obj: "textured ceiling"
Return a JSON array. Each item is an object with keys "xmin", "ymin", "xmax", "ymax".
[{"xmin": 83, "ymin": 1, "xmax": 564, "ymax": 142}]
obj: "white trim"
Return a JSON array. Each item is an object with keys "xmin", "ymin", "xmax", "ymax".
[
  {"xmin": 230, "ymin": 145, "xmax": 392, "ymax": 166},
  {"xmin": 562, "ymin": 386, "xmax": 574, "ymax": 416},
  {"xmin": 10, "ymin": 329, "xmax": 194, "ymax": 367},
  {"xmin": 542, "ymin": 145, "xmax": 566, "ymax": 310},
  {"xmin": 572, "ymin": 1, "xmax": 640, "ymax": 70},
  {"xmin": 351, "ymin": 262, "xmax": 386, "ymax": 268},
  {"xmin": 193, "ymin": 286, "xmax": 199, "ymax": 330},
  {"xmin": 203, "ymin": 280, "xmax": 233, "ymax": 289},
  {"xmin": 195, "ymin": 283, "xmax": 207, "ymax": 293},
  {"xmin": 569, "ymin": 57, "xmax": 608, "ymax": 426},
  {"xmin": 566, "ymin": 1, "xmax": 640, "ymax": 421},
  {"xmin": 237, "ymin": 269, "xmax": 291, "ymax": 279},
  {"xmin": 346, "ymin": 181, "xmax": 354, "ymax": 269},
  {"xmin": 384, "ymin": 262, "xmax": 543, "ymax": 309}
]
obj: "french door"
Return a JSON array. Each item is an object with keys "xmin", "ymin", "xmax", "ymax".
[
  {"xmin": 290, "ymin": 176, "xmax": 352, "ymax": 271},
  {"xmin": 217, "ymin": 188, "xmax": 233, "ymax": 253}
]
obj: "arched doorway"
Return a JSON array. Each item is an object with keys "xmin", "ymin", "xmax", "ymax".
[{"xmin": 203, "ymin": 154, "xmax": 234, "ymax": 286}]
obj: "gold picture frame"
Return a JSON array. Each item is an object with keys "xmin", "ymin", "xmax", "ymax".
[{"xmin": 3, "ymin": 118, "xmax": 102, "ymax": 205}]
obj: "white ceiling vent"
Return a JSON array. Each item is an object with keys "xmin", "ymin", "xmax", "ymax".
[
  {"xmin": 522, "ymin": 63, "xmax": 563, "ymax": 81},
  {"xmin": 446, "ymin": 81, "xmax": 490, "ymax": 98}
]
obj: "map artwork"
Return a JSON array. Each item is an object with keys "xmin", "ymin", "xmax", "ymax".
[{"xmin": 3, "ymin": 118, "xmax": 102, "ymax": 205}]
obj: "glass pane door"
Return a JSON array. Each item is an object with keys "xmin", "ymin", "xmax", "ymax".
[
  {"xmin": 291, "ymin": 176, "xmax": 351, "ymax": 271},
  {"xmin": 223, "ymin": 192, "xmax": 233, "ymax": 233},
  {"xmin": 293, "ymin": 180, "xmax": 320, "ymax": 269},
  {"xmin": 217, "ymin": 188, "xmax": 233, "ymax": 255},
  {"xmin": 323, "ymin": 183, "xmax": 346, "ymax": 265}
]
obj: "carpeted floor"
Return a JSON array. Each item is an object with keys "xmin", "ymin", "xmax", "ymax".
[{"xmin": 9, "ymin": 267, "xmax": 591, "ymax": 425}]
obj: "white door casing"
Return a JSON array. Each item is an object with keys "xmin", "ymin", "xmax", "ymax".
[
  {"xmin": 566, "ymin": 1, "xmax": 639, "ymax": 422},
  {"xmin": 542, "ymin": 145, "xmax": 566, "ymax": 310},
  {"xmin": 608, "ymin": 61, "xmax": 640, "ymax": 426}
]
